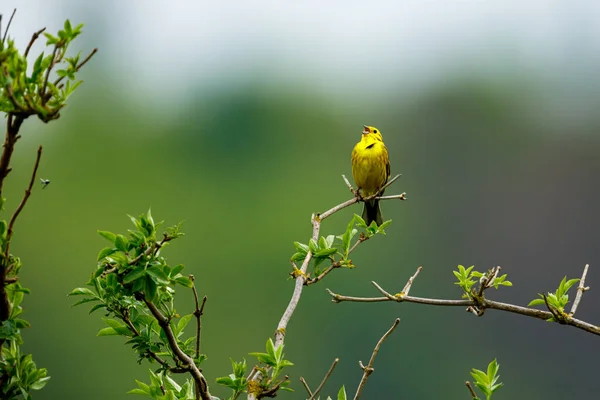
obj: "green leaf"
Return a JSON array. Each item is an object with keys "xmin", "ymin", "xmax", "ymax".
[
  {"xmin": 308, "ymin": 239, "xmax": 319, "ymax": 254},
  {"xmin": 145, "ymin": 275, "xmax": 158, "ymax": 301},
  {"xmin": 68, "ymin": 287, "xmax": 96, "ymax": 296},
  {"xmin": 175, "ymin": 314, "xmax": 193, "ymax": 337},
  {"xmin": 353, "ymin": 214, "xmax": 367, "ymax": 228},
  {"xmin": 266, "ymin": 338, "xmax": 276, "ymax": 359},
  {"xmin": 487, "ymin": 359, "xmax": 498, "ymax": 381},
  {"xmin": 248, "ymin": 352, "xmax": 276, "ymax": 366},
  {"xmin": 318, "ymin": 236, "xmax": 328, "ymax": 249},
  {"xmin": 97, "ymin": 327, "xmax": 119, "ymax": 336},
  {"xmin": 174, "ymin": 276, "xmax": 193, "ymax": 288},
  {"xmin": 528, "ymin": 297, "xmax": 545, "ymax": 307},
  {"xmin": 314, "ymin": 247, "xmax": 337, "ymax": 257},
  {"xmin": 123, "ymin": 267, "xmax": 146, "ymax": 284},
  {"xmin": 337, "ymin": 385, "xmax": 347, "ymax": 400},
  {"xmin": 0, "ymin": 220, "xmax": 6, "ymax": 239},
  {"xmin": 563, "ymin": 278, "xmax": 580, "ymax": 293},
  {"xmin": 147, "ymin": 265, "xmax": 170, "ymax": 285},
  {"xmin": 171, "ymin": 264, "xmax": 184, "ymax": 276},
  {"xmin": 98, "ymin": 230, "xmax": 116, "ymax": 244},
  {"xmin": 115, "ymin": 234, "xmax": 129, "ymax": 252},
  {"xmin": 97, "ymin": 246, "xmax": 116, "ymax": 261}
]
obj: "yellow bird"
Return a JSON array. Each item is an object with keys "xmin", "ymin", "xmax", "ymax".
[{"xmin": 351, "ymin": 125, "xmax": 391, "ymax": 226}]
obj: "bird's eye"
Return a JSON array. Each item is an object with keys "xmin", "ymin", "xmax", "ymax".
[{"xmin": 374, "ymin": 130, "xmax": 378, "ymax": 133}]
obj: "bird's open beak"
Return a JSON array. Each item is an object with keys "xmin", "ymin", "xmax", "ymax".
[{"xmin": 362, "ymin": 125, "xmax": 370, "ymax": 135}]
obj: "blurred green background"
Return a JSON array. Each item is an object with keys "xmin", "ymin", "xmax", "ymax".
[{"xmin": 3, "ymin": 1, "xmax": 600, "ymax": 398}]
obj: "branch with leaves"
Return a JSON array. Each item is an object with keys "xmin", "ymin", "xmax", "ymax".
[
  {"xmin": 71, "ymin": 211, "xmax": 213, "ymax": 400},
  {"xmin": 0, "ymin": 9, "xmax": 95, "ymax": 399},
  {"xmin": 327, "ymin": 264, "xmax": 598, "ymax": 336},
  {"xmin": 235, "ymin": 175, "xmax": 405, "ymax": 400}
]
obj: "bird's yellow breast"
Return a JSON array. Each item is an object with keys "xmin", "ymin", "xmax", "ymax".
[{"xmin": 351, "ymin": 138, "xmax": 390, "ymax": 196}]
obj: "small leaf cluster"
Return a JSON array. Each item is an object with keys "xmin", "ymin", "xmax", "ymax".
[
  {"xmin": 469, "ymin": 359, "xmax": 503, "ymax": 400},
  {"xmin": 0, "ymin": 18, "xmax": 91, "ymax": 122},
  {"xmin": 215, "ymin": 358, "xmax": 247, "ymax": 400},
  {"xmin": 528, "ymin": 276, "xmax": 579, "ymax": 321},
  {"xmin": 291, "ymin": 214, "xmax": 391, "ymax": 278},
  {"xmin": 70, "ymin": 211, "xmax": 203, "ymax": 371},
  {"xmin": 453, "ymin": 265, "xmax": 512, "ymax": 299},
  {"xmin": 225, "ymin": 338, "xmax": 294, "ymax": 400},
  {"xmin": 0, "ymin": 341, "xmax": 50, "ymax": 399},
  {"xmin": 128, "ymin": 370, "xmax": 195, "ymax": 400}
]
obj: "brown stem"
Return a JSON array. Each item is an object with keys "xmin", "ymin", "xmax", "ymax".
[
  {"xmin": 144, "ymin": 299, "xmax": 212, "ymax": 400},
  {"xmin": 465, "ymin": 381, "xmax": 478, "ymax": 399},
  {"xmin": 190, "ymin": 275, "xmax": 206, "ymax": 359},
  {"xmin": 24, "ymin": 27, "xmax": 46, "ymax": 58},
  {"xmin": 5, "ymin": 146, "xmax": 42, "ymax": 258}
]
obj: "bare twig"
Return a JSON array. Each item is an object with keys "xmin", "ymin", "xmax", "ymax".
[
  {"xmin": 308, "ymin": 358, "xmax": 339, "ymax": 400},
  {"xmin": 570, "ymin": 264, "xmax": 590, "ymax": 316},
  {"xmin": 327, "ymin": 282, "xmax": 600, "ymax": 336},
  {"xmin": 373, "ymin": 193, "xmax": 406, "ymax": 201},
  {"xmin": 353, "ymin": 318, "xmax": 400, "ymax": 400},
  {"xmin": 400, "ymin": 266, "xmax": 422, "ymax": 296},
  {"xmin": 190, "ymin": 276, "xmax": 207, "ymax": 358},
  {"xmin": 5, "ymin": 146, "xmax": 42, "ymax": 258},
  {"xmin": 465, "ymin": 381, "xmax": 478, "ymax": 399},
  {"xmin": 144, "ymin": 299, "xmax": 212, "ymax": 400},
  {"xmin": 342, "ymin": 174, "xmax": 355, "ymax": 194},
  {"xmin": 299, "ymin": 377, "xmax": 313, "ymax": 397},
  {"xmin": 24, "ymin": 27, "xmax": 46, "ymax": 58},
  {"xmin": 1, "ymin": 9, "xmax": 16, "ymax": 45}
]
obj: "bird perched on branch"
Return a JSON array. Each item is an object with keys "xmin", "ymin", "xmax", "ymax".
[{"xmin": 351, "ymin": 125, "xmax": 391, "ymax": 226}]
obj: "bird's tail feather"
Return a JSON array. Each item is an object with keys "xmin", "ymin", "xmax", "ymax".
[{"xmin": 362, "ymin": 199, "xmax": 383, "ymax": 226}]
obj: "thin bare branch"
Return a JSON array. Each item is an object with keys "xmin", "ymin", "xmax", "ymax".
[
  {"xmin": 190, "ymin": 275, "xmax": 206, "ymax": 358},
  {"xmin": 24, "ymin": 27, "xmax": 46, "ymax": 58},
  {"xmin": 342, "ymin": 174, "xmax": 355, "ymax": 194},
  {"xmin": 400, "ymin": 266, "xmax": 422, "ymax": 296},
  {"xmin": 1, "ymin": 9, "xmax": 16, "ymax": 45},
  {"xmin": 570, "ymin": 264, "xmax": 590, "ymax": 316},
  {"xmin": 373, "ymin": 193, "xmax": 406, "ymax": 201},
  {"xmin": 5, "ymin": 145, "xmax": 42, "ymax": 259},
  {"xmin": 371, "ymin": 281, "xmax": 397, "ymax": 301},
  {"xmin": 308, "ymin": 358, "xmax": 339, "ymax": 400},
  {"xmin": 299, "ymin": 377, "xmax": 313, "ymax": 397},
  {"xmin": 353, "ymin": 318, "xmax": 400, "ymax": 400},
  {"xmin": 465, "ymin": 381, "xmax": 478, "ymax": 399}
]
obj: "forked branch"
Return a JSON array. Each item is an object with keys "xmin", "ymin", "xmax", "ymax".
[{"xmin": 327, "ymin": 266, "xmax": 600, "ymax": 336}]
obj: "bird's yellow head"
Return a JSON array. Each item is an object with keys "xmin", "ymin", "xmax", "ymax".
[{"xmin": 362, "ymin": 125, "xmax": 383, "ymax": 142}]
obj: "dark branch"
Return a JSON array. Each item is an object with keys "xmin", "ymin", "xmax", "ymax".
[
  {"xmin": 24, "ymin": 27, "xmax": 46, "ymax": 58},
  {"xmin": 144, "ymin": 299, "xmax": 212, "ymax": 400},
  {"xmin": 1, "ymin": 9, "xmax": 16, "ymax": 45}
]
